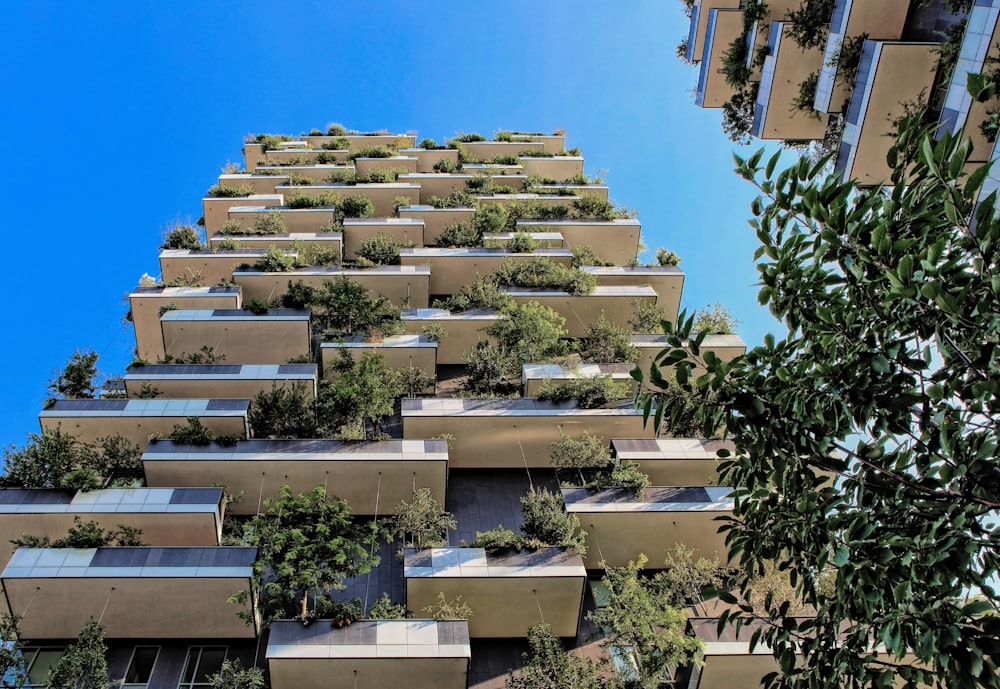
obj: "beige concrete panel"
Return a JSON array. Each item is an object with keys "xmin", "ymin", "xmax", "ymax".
[
  {"xmin": 216, "ymin": 174, "xmax": 288, "ymax": 195},
  {"xmin": 159, "ymin": 250, "xmax": 267, "ymax": 286},
  {"xmin": 233, "ymin": 268, "xmax": 429, "ymax": 308},
  {"xmin": 354, "ymin": 156, "xmax": 418, "ymax": 179},
  {"xmin": 124, "ymin": 376, "xmax": 315, "ymax": 401},
  {"xmin": 516, "ymin": 219, "xmax": 641, "ymax": 266},
  {"xmin": 39, "ymin": 414, "xmax": 248, "ymax": 448},
  {"xmin": 507, "ymin": 287, "xmax": 657, "ymax": 337},
  {"xmin": 130, "ymin": 289, "xmax": 242, "ymax": 362},
  {"xmin": 342, "ymin": 219, "xmax": 426, "ymax": 259},
  {"xmin": 401, "ymin": 313, "xmax": 498, "ymax": 365},
  {"xmin": 755, "ymin": 27, "xmax": 828, "ymax": 140},
  {"xmin": 226, "ymin": 207, "xmax": 338, "ymax": 233},
  {"xmin": 400, "ymin": 249, "xmax": 572, "ymax": 296},
  {"xmin": 462, "ymin": 140, "xmax": 545, "ymax": 159},
  {"xmin": 575, "ymin": 511, "xmax": 731, "ymax": 569},
  {"xmin": 161, "ymin": 317, "xmax": 311, "ymax": 365},
  {"xmin": 517, "ymin": 156, "xmax": 584, "ymax": 180},
  {"xmin": 398, "ymin": 207, "xmax": 476, "ymax": 245},
  {"xmin": 689, "ymin": 0, "xmax": 742, "ymax": 63},
  {"xmin": 400, "ymin": 147, "xmax": 460, "ymax": 173},
  {"xmin": 202, "ymin": 195, "xmax": 283, "ymax": 233},
  {"xmin": 700, "ymin": 10, "xmax": 744, "ymax": 108},
  {"xmin": 269, "ymin": 657, "xmax": 469, "ymax": 689}
]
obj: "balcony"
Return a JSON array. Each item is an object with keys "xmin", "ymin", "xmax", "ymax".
[
  {"xmin": 633, "ymin": 333, "xmax": 747, "ymax": 378},
  {"xmin": 401, "ymin": 398, "xmax": 654, "ymax": 469},
  {"xmin": 398, "ymin": 147, "xmax": 460, "ymax": 173},
  {"xmin": 397, "ymin": 205, "xmax": 476, "ymax": 245},
  {"xmin": 404, "ymin": 547, "xmax": 586, "ymax": 638},
  {"xmin": 505, "ymin": 285, "xmax": 657, "ymax": 337},
  {"xmin": 123, "ymin": 363, "xmax": 318, "ymax": 400},
  {"xmin": 232, "ymin": 265, "xmax": 430, "ymax": 308},
  {"xmin": 342, "ymin": 218, "xmax": 426, "ymax": 258},
  {"xmin": 611, "ymin": 438, "xmax": 733, "ymax": 485},
  {"xmin": 202, "ymin": 194, "xmax": 282, "ymax": 233},
  {"xmin": 685, "ymin": 0, "xmax": 742, "ymax": 64},
  {"xmin": 814, "ymin": 0, "xmax": 910, "ymax": 113},
  {"xmin": 694, "ymin": 9, "xmax": 743, "ymax": 107},
  {"xmin": 159, "ymin": 249, "xmax": 279, "ymax": 288},
  {"xmin": 263, "ymin": 148, "xmax": 347, "ymax": 165},
  {"xmin": 274, "ymin": 183, "xmax": 421, "ymax": 218},
  {"xmin": 0, "ymin": 488, "xmax": 224, "ymax": 569},
  {"xmin": 460, "ymin": 140, "xmax": 544, "ymax": 159},
  {"xmin": 835, "ymin": 41, "xmax": 939, "ymax": 185},
  {"xmin": 1, "ymin": 546, "xmax": 257, "ymax": 639},
  {"xmin": 401, "ymin": 308, "xmax": 499, "ymax": 365},
  {"xmin": 300, "ymin": 133, "xmax": 415, "ymax": 152},
  {"xmin": 141, "ymin": 439, "xmax": 449, "ymax": 516},
  {"xmin": 395, "ymin": 173, "xmax": 474, "ymax": 203},
  {"xmin": 321, "ymin": 335, "xmax": 437, "ymax": 383},
  {"xmin": 516, "ymin": 155, "xmax": 584, "ymax": 180},
  {"xmin": 226, "ymin": 206, "xmax": 337, "ymax": 233},
  {"xmin": 751, "ymin": 22, "xmax": 828, "ymax": 140},
  {"xmin": 256, "ymin": 164, "xmax": 356, "ymax": 184},
  {"xmin": 129, "ymin": 286, "xmax": 241, "ymax": 363},
  {"xmin": 267, "ymin": 619, "xmax": 470, "ymax": 689},
  {"xmin": 482, "ymin": 231, "xmax": 565, "ymax": 248},
  {"xmin": 400, "ymin": 247, "xmax": 573, "ymax": 296},
  {"xmin": 521, "ymin": 363, "xmax": 634, "ymax": 397},
  {"xmin": 584, "ymin": 265, "xmax": 684, "ymax": 324},
  {"xmin": 160, "ymin": 309, "xmax": 311, "ymax": 365},
  {"xmin": 562, "ymin": 486, "xmax": 734, "ymax": 568},
  {"xmin": 39, "ymin": 399, "xmax": 250, "ymax": 447},
  {"xmin": 215, "ymin": 173, "xmax": 289, "ymax": 195},
  {"xmin": 354, "ymin": 155, "xmax": 418, "ymax": 179},
  {"xmin": 514, "ymin": 218, "xmax": 641, "ymax": 265},
  {"xmin": 207, "ymin": 231, "xmax": 343, "ymax": 258}
]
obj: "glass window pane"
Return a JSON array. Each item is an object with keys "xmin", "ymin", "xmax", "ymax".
[
  {"xmin": 180, "ymin": 649, "xmax": 199, "ymax": 685},
  {"xmin": 192, "ymin": 648, "xmax": 226, "ymax": 684},
  {"xmin": 27, "ymin": 649, "xmax": 63, "ymax": 686},
  {"xmin": 125, "ymin": 647, "xmax": 159, "ymax": 685}
]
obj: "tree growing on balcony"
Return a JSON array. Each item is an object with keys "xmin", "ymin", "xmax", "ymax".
[
  {"xmin": 46, "ymin": 621, "xmax": 108, "ymax": 689},
  {"xmin": 47, "ymin": 349, "xmax": 99, "ymax": 399}
]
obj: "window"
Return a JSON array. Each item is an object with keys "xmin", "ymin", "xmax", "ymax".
[
  {"xmin": 21, "ymin": 648, "xmax": 64, "ymax": 688},
  {"xmin": 123, "ymin": 647, "xmax": 159, "ymax": 689},
  {"xmin": 178, "ymin": 647, "xmax": 226, "ymax": 689}
]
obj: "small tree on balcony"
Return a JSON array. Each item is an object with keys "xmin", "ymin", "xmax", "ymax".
[
  {"xmin": 46, "ymin": 621, "xmax": 109, "ymax": 689},
  {"xmin": 391, "ymin": 488, "xmax": 456, "ymax": 548},
  {"xmin": 48, "ymin": 349, "xmax": 99, "ymax": 399},
  {"xmin": 505, "ymin": 623, "xmax": 612, "ymax": 689},
  {"xmin": 206, "ymin": 660, "xmax": 266, "ymax": 689}
]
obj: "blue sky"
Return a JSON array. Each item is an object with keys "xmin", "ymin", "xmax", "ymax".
[{"xmin": 0, "ymin": 0, "xmax": 782, "ymax": 447}]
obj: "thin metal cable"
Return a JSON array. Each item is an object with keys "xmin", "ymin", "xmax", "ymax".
[
  {"xmin": 518, "ymin": 440, "xmax": 534, "ymax": 491},
  {"xmin": 256, "ymin": 472, "xmax": 265, "ymax": 515},
  {"xmin": 20, "ymin": 587, "xmax": 40, "ymax": 617},
  {"xmin": 97, "ymin": 587, "xmax": 116, "ymax": 624},
  {"xmin": 364, "ymin": 473, "xmax": 382, "ymax": 612},
  {"xmin": 532, "ymin": 589, "xmax": 545, "ymax": 623}
]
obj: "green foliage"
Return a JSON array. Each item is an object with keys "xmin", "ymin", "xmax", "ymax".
[
  {"xmin": 59, "ymin": 468, "xmax": 100, "ymax": 492},
  {"xmin": 506, "ymin": 230, "xmax": 537, "ymax": 253},
  {"xmin": 13, "ymin": 515, "xmax": 144, "ymax": 548},
  {"xmin": 206, "ymin": 660, "xmax": 266, "ymax": 689},
  {"xmin": 349, "ymin": 146, "xmax": 393, "ymax": 160},
  {"xmin": 249, "ymin": 383, "xmax": 318, "ymax": 439},
  {"xmin": 537, "ymin": 376, "xmax": 631, "ymax": 408},
  {"xmin": 721, "ymin": 82, "xmax": 759, "ymax": 145},
  {"xmin": 660, "ymin": 543, "xmax": 736, "ymax": 607},
  {"xmin": 321, "ymin": 137, "xmax": 351, "ymax": 150},
  {"xmin": 421, "ymin": 323, "xmax": 448, "ymax": 343},
  {"xmin": 425, "ymin": 189, "xmax": 477, "ymax": 208},
  {"xmin": 0, "ymin": 430, "xmax": 143, "ymax": 489},
  {"xmin": 246, "ymin": 298, "xmax": 269, "ymax": 314},
  {"xmin": 255, "ymin": 246, "xmax": 297, "ymax": 272},
  {"xmin": 214, "ymin": 236, "xmax": 243, "ymax": 250},
  {"xmin": 792, "ymin": 72, "xmax": 822, "ymax": 119},
  {"xmin": 337, "ymin": 193, "xmax": 376, "ymax": 218},
  {"xmin": 519, "ymin": 487, "xmax": 587, "ymax": 553},
  {"xmin": 254, "ymin": 133, "xmax": 292, "ymax": 151},
  {"xmin": 549, "ymin": 430, "xmax": 613, "ymax": 486},
  {"xmin": 505, "ymin": 623, "xmax": 612, "ymax": 689},
  {"xmin": 238, "ymin": 485, "xmax": 377, "ymax": 623},
  {"xmin": 470, "ymin": 525, "xmax": 525, "ymax": 552},
  {"xmin": 692, "ymin": 302, "xmax": 739, "ymax": 334},
  {"xmin": 432, "ymin": 158, "xmax": 461, "ymax": 173},
  {"xmin": 720, "ymin": 34, "xmax": 751, "ymax": 88},
  {"xmin": 433, "ymin": 274, "xmax": 512, "ymax": 312},
  {"xmin": 398, "ymin": 366, "xmax": 436, "ymax": 397},
  {"xmin": 355, "ymin": 233, "xmax": 403, "ymax": 265},
  {"xmin": 570, "ymin": 244, "xmax": 612, "ymax": 268},
  {"xmin": 48, "ymin": 349, "xmax": 99, "ymax": 399},
  {"xmin": 391, "ymin": 487, "xmax": 456, "ymax": 548},
  {"xmin": 634, "ymin": 122, "xmax": 1000, "ymax": 688},
  {"xmin": 134, "ymin": 382, "xmax": 162, "ymax": 399},
  {"xmin": 168, "ymin": 417, "xmax": 218, "ymax": 445},
  {"xmin": 0, "ymin": 615, "xmax": 28, "ymax": 689},
  {"xmin": 418, "ymin": 137, "xmax": 442, "ymax": 149},
  {"xmin": 46, "ymin": 621, "xmax": 108, "ymax": 689},
  {"xmin": 627, "ymin": 300, "xmax": 670, "ymax": 334},
  {"xmin": 576, "ymin": 313, "xmax": 639, "ymax": 364},
  {"xmin": 360, "ymin": 167, "xmax": 405, "ymax": 183},
  {"xmin": 158, "ymin": 345, "xmax": 225, "ymax": 364},
  {"xmin": 833, "ymin": 33, "xmax": 868, "ymax": 87},
  {"xmin": 308, "ymin": 277, "xmax": 403, "ymax": 340},
  {"xmin": 160, "ymin": 267, "xmax": 204, "ymax": 288},
  {"xmin": 474, "ymin": 203, "xmax": 511, "ymax": 235},
  {"xmin": 323, "ymin": 166, "xmax": 356, "ymax": 183},
  {"xmin": 365, "ymin": 593, "xmax": 412, "ymax": 619},
  {"xmin": 432, "ymin": 221, "xmax": 481, "ymax": 247},
  {"xmin": 420, "ymin": 592, "xmax": 474, "ymax": 620},
  {"xmin": 492, "ymin": 257, "xmax": 596, "ymax": 294},
  {"xmin": 326, "ymin": 123, "xmax": 348, "ymax": 136},
  {"xmin": 207, "ymin": 184, "xmax": 252, "ymax": 198},
  {"xmin": 587, "ymin": 555, "xmax": 703, "ymax": 689},
  {"xmin": 319, "ymin": 352, "xmax": 403, "ymax": 440},
  {"xmin": 607, "ymin": 461, "xmax": 650, "ymax": 498},
  {"xmin": 786, "ymin": 0, "xmax": 835, "ymax": 49},
  {"xmin": 451, "ymin": 132, "xmax": 487, "ymax": 143},
  {"xmin": 570, "ymin": 194, "xmax": 633, "ymax": 220},
  {"xmin": 655, "ymin": 247, "xmax": 681, "ymax": 266},
  {"xmin": 160, "ymin": 222, "xmax": 203, "ymax": 250}
]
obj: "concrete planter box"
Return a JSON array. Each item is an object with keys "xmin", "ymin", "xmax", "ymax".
[
  {"xmin": 124, "ymin": 363, "xmax": 318, "ymax": 400},
  {"xmin": 342, "ymin": 217, "xmax": 425, "ymax": 259},
  {"xmin": 511, "ymin": 133, "xmax": 565, "ymax": 154},
  {"xmin": 751, "ymin": 23, "xmax": 827, "ymax": 141},
  {"xmin": 400, "ymin": 247, "xmax": 573, "ymax": 296},
  {"xmin": 610, "ymin": 438, "xmax": 733, "ymax": 486},
  {"xmin": 321, "ymin": 335, "xmax": 437, "ymax": 389},
  {"xmin": 39, "ymin": 398, "xmax": 250, "ymax": 447},
  {"xmin": 215, "ymin": 173, "xmax": 289, "ymax": 195},
  {"xmin": 202, "ymin": 194, "xmax": 283, "ymax": 233},
  {"xmin": 275, "ymin": 183, "xmax": 421, "ymax": 218},
  {"xmin": 475, "ymin": 193, "xmax": 576, "ymax": 215},
  {"xmin": 522, "ymin": 363, "xmax": 634, "ymax": 397},
  {"xmin": 401, "ymin": 398, "xmax": 654, "ymax": 469},
  {"xmin": 354, "ymin": 156, "xmax": 418, "ymax": 178},
  {"xmin": 208, "ymin": 231, "xmax": 343, "ymax": 259},
  {"xmin": 264, "ymin": 148, "xmax": 347, "ymax": 165},
  {"xmin": 160, "ymin": 308, "xmax": 312, "ymax": 364},
  {"xmin": 397, "ymin": 205, "xmax": 477, "ymax": 245},
  {"xmin": 633, "ymin": 333, "xmax": 746, "ymax": 379},
  {"xmin": 399, "ymin": 147, "xmax": 460, "ymax": 173},
  {"xmin": 233, "ymin": 266, "xmax": 430, "ymax": 308},
  {"xmin": 1, "ymin": 546, "xmax": 257, "ymax": 639},
  {"xmin": 267, "ymin": 619, "xmax": 470, "ymax": 689},
  {"xmin": 517, "ymin": 155, "xmax": 584, "ymax": 180},
  {"xmin": 459, "ymin": 164, "xmax": 524, "ymax": 178},
  {"xmin": 505, "ymin": 285, "xmax": 658, "ymax": 338},
  {"xmin": 461, "ymin": 140, "xmax": 545, "ymax": 159},
  {"xmin": 483, "ymin": 231, "xmax": 565, "ymax": 248},
  {"xmin": 159, "ymin": 249, "xmax": 275, "ymax": 288},
  {"xmin": 584, "ymin": 265, "xmax": 685, "ymax": 326},
  {"xmin": 515, "ymin": 218, "xmax": 641, "ymax": 266},
  {"xmin": 396, "ymin": 173, "xmax": 473, "ymax": 203},
  {"xmin": 532, "ymin": 183, "xmax": 608, "ymax": 200},
  {"xmin": 695, "ymin": 9, "xmax": 743, "ymax": 108},
  {"xmin": 301, "ymin": 133, "xmax": 415, "ymax": 151},
  {"xmin": 242, "ymin": 142, "xmax": 264, "ymax": 170},
  {"xmin": 404, "ymin": 547, "xmax": 586, "ymax": 638},
  {"xmin": 142, "ymin": 438, "xmax": 449, "ymax": 516},
  {"xmin": 562, "ymin": 486, "xmax": 734, "ymax": 568},
  {"xmin": 401, "ymin": 308, "xmax": 499, "ymax": 365},
  {"xmin": 129, "ymin": 286, "xmax": 242, "ymax": 362},
  {"xmin": 257, "ymin": 164, "xmax": 355, "ymax": 184}
]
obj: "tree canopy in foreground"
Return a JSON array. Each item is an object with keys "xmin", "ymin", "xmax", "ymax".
[{"xmin": 634, "ymin": 116, "xmax": 1000, "ymax": 688}]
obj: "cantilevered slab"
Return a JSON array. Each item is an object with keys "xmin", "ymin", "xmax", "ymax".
[
  {"xmin": 202, "ymin": 194, "xmax": 283, "ymax": 233},
  {"xmin": 397, "ymin": 206, "xmax": 476, "ymax": 245},
  {"xmin": 123, "ymin": 363, "xmax": 318, "ymax": 400},
  {"xmin": 633, "ymin": 333, "xmax": 746, "ymax": 378},
  {"xmin": 401, "ymin": 399, "xmax": 654, "ymax": 468},
  {"xmin": 517, "ymin": 155, "xmax": 584, "ymax": 180},
  {"xmin": 214, "ymin": 173, "xmax": 290, "ymax": 195},
  {"xmin": 233, "ymin": 265, "xmax": 430, "ymax": 308},
  {"xmin": 129, "ymin": 286, "xmax": 242, "ymax": 362},
  {"xmin": 401, "ymin": 247, "xmax": 573, "ymax": 296},
  {"xmin": 461, "ymin": 140, "xmax": 544, "ymax": 159},
  {"xmin": 563, "ymin": 486, "xmax": 733, "ymax": 568},
  {"xmin": 273, "ymin": 183, "xmax": 421, "ymax": 217},
  {"xmin": 401, "ymin": 308, "xmax": 499, "ymax": 365},
  {"xmin": 398, "ymin": 147, "xmax": 460, "ymax": 173},
  {"xmin": 611, "ymin": 438, "xmax": 733, "ymax": 485},
  {"xmin": 39, "ymin": 399, "xmax": 249, "ymax": 447},
  {"xmin": 160, "ymin": 309, "xmax": 311, "ymax": 365},
  {"xmin": 483, "ymin": 231, "xmax": 565, "ymax": 248},
  {"xmin": 342, "ymin": 218, "xmax": 426, "ymax": 258},
  {"xmin": 299, "ymin": 133, "xmax": 415, "ymax": 152},
  {"xmin": 0, "ymin": 488, "xmax": 223, "ymax": 569},
  {"xmin": 505, "ymin": 286, "xmax": 657, "ymax": 338},
  {"xmin": 515, "ymin": 218, "xmax": 641, "ymax": 265},
  {"xmin": 159, "ymin": 249, "xmax": 277, "ymax": 287},
  {"xmin": 321, "ymin": 336, "xmax": 437, "ymax": 385},
  {"xmin": 207, "ymin": 231, "xmax": 343, "ymax": 257},
  {"xmin": 404, "ymin": 547, "xmax": 586, "ymax": 638},
  {"xmin": 751, "ymin": 22, "xmax": 827, "ymax": 141},
  {"xmin": 583, "ymin": 265, "xmax": 684, "ymax": 323},
  {"xmin": 685, "ymin": 0, "xmax": 742, "ymax": 63},
  {"xmin": 226, "ymin": 206, "xmax": 337, "ymax": 233},
  {"xmin": 141, "ymin": 439, "xmax": 448, "ymax": 516},
  {"xmin": 522, "ymin": 363, "xmax": 634, "ymax": 398},
  {"xmin": 1, "ymin": 546, "xmax": 257, "ymax": 639},
  {"xmin": 694, "ymin": 9, "xmax": 743, "ymax": 107},
  {"xmin": 267, "ymin": 619, "xmax": 470, "ymax": 689},
  {"xmin": 396, "ymin": 173, "xmax": 476, "ymax": 203}
]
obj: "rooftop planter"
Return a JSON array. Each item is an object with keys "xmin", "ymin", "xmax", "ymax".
[
  {"xmin": 342, "ymin": 217, "xmax": 425, "ymax": 259},
  {"xmin": 505, "ymin": 285, "xmax": 658, "ymax": 337},
  {"xmin": 610, "ymin": 437, "xmax": 734, "ymax": 485},
  {"xmin": 208, "ymin": 231, "xmax": 343, "ymax": 257},
  {"xmin": 320, "ymin": 335, "xmax": 437, "ymax": 386},
  {"xmin": 1, "ymin": 546, "xmax": 257, "ymax": 639},
  {"xmin": 401, "ymin": 398, "xmax": 654, "ymax": 468},
  {"xmin": 124, "ymin": 363, "xmax": 318, "ymax": 400},
  {"xmin": 694, "ymin": 8, "xmax": 743, "ymax": 108},
  {"xmin": 267, "ymin": 619, "xmax": 470, "ymax": 689},
  {"xmin": 39, "ymin": 398, "xmax": 250, "ymax": 447},
  {"xmin": 160, "ymin": 308, "xmax": 312, "ymax": 365},
  {"xmin": 0, "ymin": 487, "xmax": 224, "ymax": 570},
  {"xmin": 750, "ymin": 22, "xmax": 827, "ymax": 141},
  {"xmin": 159, "ymin": 249, "xmax": 279, "ymax": 286},
  {"xmin": 584, "ymin": 265, "xmax": 685, "ymax": 325},
  {"xmin": 129, "ymin": 286, "xmax": 241, "ymax": 362},
  {"xmin": 275, "ymin": 183, "xmax": 421, "ymax": 217},
  {"xmin": 214, "ymin": 173, "xmax": 289, "ymax": 195},
  {"xmin": 404, "ymin": 546, "xmax": 586, "ymax": 638},
  {"xmin": 522, "ymin": 363, "xmax": 634, "ymax": 397},
  {"xmin": 562, "ymin": 486, "xmax": 734, "ymax": 568},
  {"xmin": 399, "ymin": 147, "xmax": 460, "ymax": 173},
  {"xmin": 516, "ymin": 155, "xmax": 584, "ymax": 180},
  {"xmin": 232, "ymin": 265, "xmax": 431, "ymax": 308},
  {"xmin": 400, "ymin": 247, "xmax": 573, "ymax": 296},
  {"xmin": 142, "ymin": 439, "xmax": 448, "ymax": 516},
  {"xmin": 514, "ymin": 218, "xmax": 641, "ymax": 265},
  {"xmin": 401, "ymin": 308, "xmax": 500, "ymax": 365},
  {"xmin": 354, "ymin": 155, "xmax": 418, "ymax": 179},
  {"xmin": 633, "ymin": 333, "xmax": 746, "ymax": 378},
  {"xmin": 397, "ymin": 205, "xmax": 477, "ymax": 245},
  {"xmin": 202, "ymin": 194, "xmax": 283, "ymax": 233}
]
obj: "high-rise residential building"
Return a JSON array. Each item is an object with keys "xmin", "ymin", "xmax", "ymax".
[
  {"xmin": 1, "ymin": 125, "xmax": 759, "ymax": 689},
  {"xmin": 682, "ymin": 0, "xmax": 998, "ymax": 184}
]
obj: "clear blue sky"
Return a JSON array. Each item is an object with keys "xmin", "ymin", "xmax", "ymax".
[{"xmin": 0, "ymin": 0, "xmax": 783, "ymax": 447}]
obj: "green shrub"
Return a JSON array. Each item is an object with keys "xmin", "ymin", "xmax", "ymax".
[
  {"xmin": 549, "ymin": 431, "xmax": 613, "ymax": 475},
  {"xmin": 628, "ymin": 299, "xmax": 671, "ymax": 334},
  {"xmin": 432, "ymin": 222, "xmax": 481, "ymax": 247},
  {"xmin": 168, "ymin": 417, "xmax": 218, "ymax": 445},
  {"xmin": 693, "ymin": 302, "xmax": 740, "ymax": 334},
  {"xmin": 314, "ymin": 151, "xmax": 342, "ymax": 165},
  {"xmin": 59, "ymin": 468, "xmax": 101, "ymax": 492},
  {"xmin": 323, "ymin": 167, "xmax": 356, "ymax": 184},
  {"xmin": 360, "ymin": 167, "xmax": 403, "ymax": 183},
  {"xmin": 470, "ymin": 525, "xmax": 524, "ymax": 552},
  {"xmin": 536, "ymin": 376, "xmax": 632, "ymax": 408},
  {"xmin": 418, "ymin": 138, "xmax": 443, "ymax": 149},
  {"xmin": 246, "ymin": 298, "xmax": 270, "ymax": 314},
  {"xmin": 421, "ymin": 323, "xmax": 447, "ymax": 343},
  {"xmin": 398, "ymin": 366, "xmax": 436, "ymax": 397},
  {"xmin": 255, "ymin": 246, "xmax": 297, "ymax": 272},
  {"xmin": 207, "ymin": 184, "xmax": 252, "ymax": 198},
  {"xmin": 285, "ymin": 190, "xmax": 338, "ymax": 209},
  {"xmin": 158, "ymin": 346, "xmax": 224, "ymax": 364},
  {"xmin": 655, "ymin": 247, "xmax": 681, "ymax": 266},
  {"xmin": 356, "ymin": 233, "xmax": 403, "ymax": 265},
  {"xmin": 506, "ymin": 231, "xmax": 537, "ymax": 253},
  {"xmin": 365, "ymin": 593, "xmax": 412, "ymax": 619},
  {"xmin": 432, "ymin": 158, "xmax": 461, "ymax": 173},
  {"xmin": 520, "ymin": 488, "xmax": 587, "ymax": 554},
  {"xmin": 425, "ymin": 189, "xmax": 477, "ymax": 208},
  {"xmin": 433, "ymin": 275, "xmax": 512, "ymax": 312},
  {"xmin": 792, "ymin": 72, "xmax": 822, "ymax": 119},
  {"xmin": 326, "ymin": 124, "xmax": 348, "ymax": 136},
  {"xmin": 214, "ymin": 237, "xmax": 243, "ymax": 250},
  {"xmin": 251, "ymin": 212, "xmax": 288, "ymax": 235},
  {"xmin": 160, "ymin": 222, "xmax": 203, "ymax": 251},
  {"xmin": 337, "ymin": 194, "xmax": 376, "ymax": 218},
  {"xmin": 452, "ymin": 132, "xmax": 487, "ymax": 143},
  {"xmin": 575, "ymin": 314, "xmax": 638, "ymax": 363},
  {"xmin": 473, "ymin": 204, "xmax": 510, "ymax": 235},
  {"xmin": 254, "ymin": 133, "xmax": 292, "ymax": 151},
  {"xmin": 491, "ymin": 154, "xmax": 519, "ymax": 165},
  {"xmin": 608, "ymin": 461, "xmax": 650, "ymax": 498},
  {"xmin": 494, "ymin": 130, "xmax": 514, "ymax": 142},
  {"xmin": 321, "ymin": 137, "xmax": 351, "ymax": 150},
  {"xmin": 350, "ymin": 146, "xmax": 393, "ymax": 160},
  {"xmin": 570, "ymin": 245, "xmax": 612, "ymax": 267},
  {"xmin": 391, "ymin": 488, "xmax": 457, "ymax": 548},
  {"xmin": 249, "ymin": 382, "xmax": 318, "ymax": 439},
  {"xmin": 492, "ymin": 257, "xmax": 596, "ymax": 295},
  {"xmin": 571, "ymin": 194, "xmax": 633, "ymax": 220}
]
